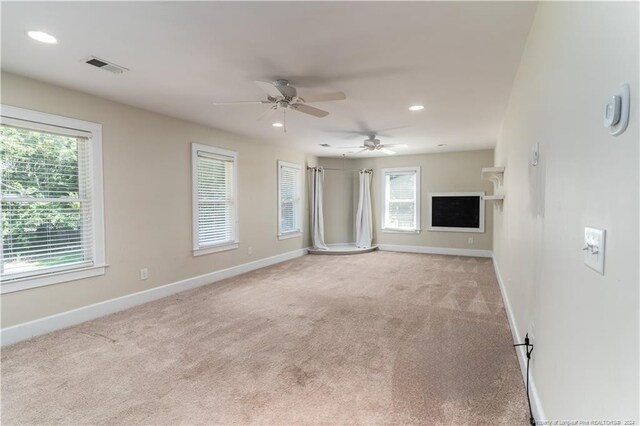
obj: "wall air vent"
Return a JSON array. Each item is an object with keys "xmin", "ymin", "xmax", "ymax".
[{"xmin": 84, "ymin": 56, "xmax": 129, "ymax": 74}]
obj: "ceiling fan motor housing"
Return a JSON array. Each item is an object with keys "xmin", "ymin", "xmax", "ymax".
[
  {"xmin": 364, "ymin": 137, "xmax": 381, "ymax": 149},
  {"xmin": 274, "ymin": 79, "xmax": 297, "ymax": 98}
]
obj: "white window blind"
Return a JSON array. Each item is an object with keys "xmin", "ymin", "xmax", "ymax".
[
  {"xmin": 1, "ymin": 123, "xmax": 95, "ymax": 280},
  {"xmin": 192, "ymin": 144, "xmax": 238, "ymax": 254},
  {"xmin": 381, "ymin": 167, "xmax": 421, "ymax": 231},
  {"xmin": 278, "ymin": 161, "xmax": 302, "ymax": 237}
]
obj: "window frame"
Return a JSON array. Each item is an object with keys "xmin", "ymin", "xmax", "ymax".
[
  {"xmin": 380, "ymin": 166, "xmax": 421, "ymax": 233},
  {"xmin": 191, "ymin": 143, "xmax": 239, "ymax": 256},
  {"xmin": 277, "ymin": 160, "xmax": 303, "ymax": 240},
  {"xmin": 0, "ymin": 104, "xmax": 106, "ymax": 294}
]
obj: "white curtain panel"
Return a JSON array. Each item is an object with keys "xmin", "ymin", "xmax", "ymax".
[
  {"xmin": 309, "ymin": 168, "xmax": 328, "ymax": 250},
  {"xmin": 355, "ymin": 169, "xmax": 373, "ymax": 248}
]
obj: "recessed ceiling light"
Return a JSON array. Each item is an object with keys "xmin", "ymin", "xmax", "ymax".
[
  {"xmin": 272, "ymin": 122, "xmax": 284, "ymax": 128},
  {"xmin": 26, "ymin": 30, "xmax": 57, "ymax": 44},
  {"xmin": 408, "ymin": 105, "xmax": 424, "ymax": 111}
]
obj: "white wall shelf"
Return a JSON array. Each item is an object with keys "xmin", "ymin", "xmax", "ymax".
[{"xmin": 481, "ymin": 166, "xmax": 505, "ymax": 202}]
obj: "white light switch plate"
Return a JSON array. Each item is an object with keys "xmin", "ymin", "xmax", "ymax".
[{"xmin": 584, "ymin": 227, "xmax": 606, "ymax": 275}]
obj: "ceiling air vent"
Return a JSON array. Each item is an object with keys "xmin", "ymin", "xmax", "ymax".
[
  {"xmin": 84, "ymin": 56, "xmax": 129, "ymax": 74},
  {"xmin": 320, "ymin": 143, "xmax": 331, "ymax": 147}
]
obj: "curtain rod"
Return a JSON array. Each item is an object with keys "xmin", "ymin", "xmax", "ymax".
[{"xmin": 307, "ymin": 166, "xmax": 373, "ymax": 173}]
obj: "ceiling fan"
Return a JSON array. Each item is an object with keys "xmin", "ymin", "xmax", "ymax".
[
  {"xmin": 336, "ymin": 135, "xmax": 408, "ymax": 155},
  {"xmin": 213, "ymin": 79, "xmax": 346, "ymax": 128}
]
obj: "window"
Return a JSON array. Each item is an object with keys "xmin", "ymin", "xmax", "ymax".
[
  {"xmin": 381, "ymin": 167, "xmax": 421, "ymax": 232},
  {"xmin": 277, "ymin": 161, "xmax": 302, "ymax": 239},
  {"xmin": 192, "ymin": 143, "xmax": 238, "ymax": 255},
  {"xmin": 0, "ymin": 105, "xmax": 105, "ymax": 293}
]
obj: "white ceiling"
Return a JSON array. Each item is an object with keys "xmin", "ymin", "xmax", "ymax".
[{"xmin": 1, "ymin": 1, "xmax": 537, "ymax": 157}]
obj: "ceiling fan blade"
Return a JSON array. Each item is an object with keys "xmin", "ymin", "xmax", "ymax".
[
  {"xmin": 257, "ymin": 105, "xmax": 278, "ymax": 121},
  {"xmin": 213, "ymin": 100, "xmax": 270, "ymax": 105},
  {"xmin": 336, "ymin": 146, "xmax": 366, "ymax": 149},
  {"xmin": 381, "ymin": 144, "xmax": 408, "ymax": 148},
  {"xmin": 379, "ymin": 148, "xmax": 396, "ymax": 155},
  {"xmin": 323, "ymin": 131, "xmax": 366, "ymax": 140},
  {"xmin": 254, "ymin": 80, "xmax": 284, "ymax": 98},
  {"xmin": 301, "ymin": 92, "xmax": 346, "ymax": 103},
  {"xmin": 290, "ymin": 104, "xmax": 329, "ymax": 118},
  {"xmin": 375, "ymin": 125, "xmax": 410, "ymax": 136},
  {"xmin": 325, "ymin": 126, "xmax": 406, "ymax": 139}
]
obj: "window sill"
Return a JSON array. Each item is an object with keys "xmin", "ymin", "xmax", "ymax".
[
  {"xmin": 278, "ymin": 232, "xmax": 302, "ymax": 241},
  {"xmin": 381, "ymin": 228, "xmax": 422, "ymax": 234},
  {"xmin": 193, "ymin": 242, "xmax": 239, "ymax": 256},
  {"xmin": 0, "ymin": 265, "xmax": 107, "ymax": 294}
]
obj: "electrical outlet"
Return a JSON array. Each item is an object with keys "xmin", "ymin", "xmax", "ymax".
[
  {"xmin": 467, "ymin": 237, "xmax": 473, "ymax": 245},
  {"xmin": 247, "ymin": 247, "xmax": 252, "ymax": 255},
  {"xmin": 140, "ymin": 268, "xmax": 149, "ymax": 280}
]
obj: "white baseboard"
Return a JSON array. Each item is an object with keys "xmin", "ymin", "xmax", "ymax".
[
  {"xmin": 378, "ymin": 244, "xmax": 492, "ymax": 258},
  {"xmin": 0, "ymin": 248, "xmax": 307, "ymax": 347},
  {"xmin": 492, "ymin": 254, "xmax": 546, "ymax": 422}
]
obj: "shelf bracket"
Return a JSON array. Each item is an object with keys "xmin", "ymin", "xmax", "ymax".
[{"xmin": 481, "ymin": 166, "xmax": 505, "ymax": 202}]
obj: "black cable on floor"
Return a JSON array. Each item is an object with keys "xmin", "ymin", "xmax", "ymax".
[{"xmin": 514, "ymin": 333, "xmax": 536, "ymax": 426}]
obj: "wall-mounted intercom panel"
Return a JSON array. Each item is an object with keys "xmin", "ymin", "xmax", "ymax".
[{"xmin": 604, "ymin": 84, "xmax": 630, "ymax": 136}]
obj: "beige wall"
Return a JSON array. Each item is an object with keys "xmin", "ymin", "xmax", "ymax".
[
  {"xmin": 317, "ymin": 157, "xmax": 358, "ymax": 244},
  {"xmin": 318, "ymin": 150, "xmax": 496, "ymax": 250},
  {"xmin": 493, "ymin": 2, "xmax": 638, "ymax": 421},
  {"xmin": 0, "ymin": 72, "xmax": 316, "ymax": 327},
  {"xmin": 361, "ymin": 150, "xmax": 495, "ymax": 250},
  {"xmin": 319, "ymin": 150, "xmax": 495, "ymax": 250}
]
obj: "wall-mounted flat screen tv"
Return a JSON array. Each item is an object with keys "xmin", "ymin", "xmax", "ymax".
[{"xmin": 428, "ymin": 192, "xmax": 485, "ymax": 232}]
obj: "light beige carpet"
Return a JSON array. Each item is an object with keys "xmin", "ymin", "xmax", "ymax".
[{"xmin": 1, "ymin": 252, "xmax": 528, "ymax": 425}]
